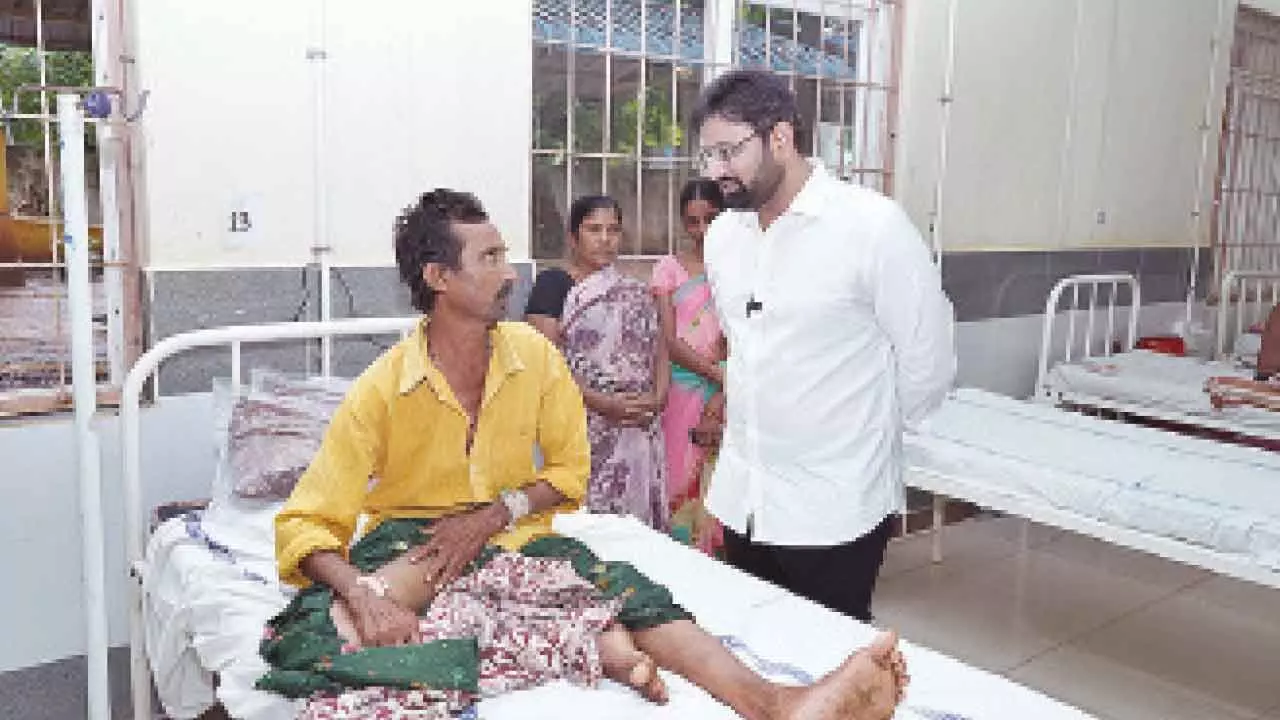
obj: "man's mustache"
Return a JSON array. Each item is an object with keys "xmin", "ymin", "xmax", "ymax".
[
  {"xmin": 496, "ymin": 281, "xmax": 514, "ymax": 302},
  {"xmin": 717, "ymin": 176, "xmax": 747, "ymax": 191}
]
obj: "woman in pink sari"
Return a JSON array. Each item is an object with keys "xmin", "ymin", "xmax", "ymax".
[
  {"xmin": 527, "ymin": 195, "xmax": 671, "ymax": 531},
  {"xmin": 650, "ymin": 180, "xmax": 727, "ymax": 555}
]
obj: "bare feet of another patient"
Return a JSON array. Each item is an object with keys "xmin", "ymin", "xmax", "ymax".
[
  {"xmin": 771, "ymin": 631, "xmax": 907, "ymax": 720},
  {"xmin": 598, "ymin": 624, "xmax": 669, "ymax": 704}
]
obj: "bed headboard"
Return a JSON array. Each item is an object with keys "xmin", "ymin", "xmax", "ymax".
[
  {"xmin": 120, "ymin": 316, "xmax": 421, "ymax": 720},
  {"xmin": 1215, "ymin": 270, "xmax": 1280, "ymax": 360},
  {"xmin": 1035, "ymin": 273, "xmax": 1142, "ymax": 401}
]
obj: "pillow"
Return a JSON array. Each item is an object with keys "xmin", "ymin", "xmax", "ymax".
[{"xmin": 213, "ymin": 370, "xmax": 352, "ymax": 502}]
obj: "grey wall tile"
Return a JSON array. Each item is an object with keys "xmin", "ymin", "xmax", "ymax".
[
  {"xmin": 989, "ymin": 271, "xmax": 1059, "ymax": 320},
  {"xmin": 941, "ymin": 247, "xmax": 1192, "ymax": 321},
  {"xmin": 148, "ymin": 268, "xmax": 317, "ymax": 394},
  {"xmin": 1138, "ymin": 247, "xmax": 1196, "ymax": 304},
  {"xmin": 1047, "ymin": 249, "xmax": 1107, "ymax": 279}
]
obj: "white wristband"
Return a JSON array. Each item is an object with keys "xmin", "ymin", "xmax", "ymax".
[
  {"xmin": 354, "ymin": 574, "xmax": 389, "ymax": 598},
  {"xmin": 499, "ymin": 489, "xmax": 532, "ymax": 529}
]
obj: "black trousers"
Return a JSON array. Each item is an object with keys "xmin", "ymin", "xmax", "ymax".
[{"xmin": 722, "ymin": 515, "xmax": 894, "ymax": 622}]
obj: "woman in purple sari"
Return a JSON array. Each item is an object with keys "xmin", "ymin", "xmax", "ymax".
[{"xmin": 525, "ymin": 196, "xmax": 671, "ymax": 530}]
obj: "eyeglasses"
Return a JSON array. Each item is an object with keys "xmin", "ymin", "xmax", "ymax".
[{"xmin": 694, "ymin": 134, "xmax": 756, "ymax": 172}]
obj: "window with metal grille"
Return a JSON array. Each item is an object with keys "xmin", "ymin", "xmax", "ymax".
[
  {"xmin": 1213, "ymin": 5, "xmax": 1280, "ymax": 288},
  {"xmin": 0, "ymin": 0, "xmax": 137, "ymax": 417},
  {"xmin": 530, "ymin": 0, "xmax": 898, "ymax": 263}
]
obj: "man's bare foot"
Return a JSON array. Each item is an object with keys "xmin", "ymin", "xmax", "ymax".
[
  {"xmin": 598, "ymin": 624, "xmax": 669, "ymax": 704},
  {"xmin": 771, "ymin": 631, "xmax": 905, "ymax": 720}
]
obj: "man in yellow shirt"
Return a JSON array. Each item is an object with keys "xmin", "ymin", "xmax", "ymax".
[{"xmin": 265, "ymin": 188, "xmax": 907, "ymax": 720}]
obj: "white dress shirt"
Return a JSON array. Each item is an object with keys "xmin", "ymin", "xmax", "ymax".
[{"xmin": 704, "ymin": 163, "xmax": 957, "ymax": 546}]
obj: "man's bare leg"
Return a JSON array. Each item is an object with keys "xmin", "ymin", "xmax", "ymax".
[
  {"xmin": 630, "ymin": 620, "xmax": 903, "ymax": 720},
  {"xmin": 596, "ymin": 624, "xmax": 669, "ymax": 703}
]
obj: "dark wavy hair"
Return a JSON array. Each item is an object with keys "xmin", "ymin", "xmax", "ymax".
[
  {"xmin": 691, "ymin": 69, "xmax": 803, "ymax": 144},
  {"xmin": 679, "ymin": 178, "xmax": 725, "ymax": 215},
  {"xmin": 394, "ymin": 189, "xmax": 488, "ymax": 313},
  {"xmin": 568, "ymin": 194, "xmax": 623, "ymax": 237}
]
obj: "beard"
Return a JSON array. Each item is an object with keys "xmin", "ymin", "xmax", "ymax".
[
  {"xmin": 717, "ymin": 178, "xmax": 754, "ymax": 210},
  {"xmin": 487, "ymin": 281, "xmax": 514, "ymax": 326},
  {"xmin": 716, "ymin": 149, "xmax": 786, "ymax": 212}
]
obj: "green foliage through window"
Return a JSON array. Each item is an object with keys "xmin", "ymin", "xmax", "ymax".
[{"xmin": 0, "ymin": 44, "xmax": 95, "ymax": 146}]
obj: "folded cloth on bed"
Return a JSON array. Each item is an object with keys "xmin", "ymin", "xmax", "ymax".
[
  {"xmin": 143, "ymin": 510, "xmax": 299, "ymax": 720},
  {"xmin": 258, "ymin": 518, "xmax": 692, "ymax": 716}
]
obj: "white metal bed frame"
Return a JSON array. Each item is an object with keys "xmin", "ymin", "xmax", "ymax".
[
  {"xmin": 1034, "ymin": 273, "xmax": 1142, "ymax": 402},
  {"xmin": 1033, "ymin": 271, "xmax": 1280, "ymax": 442},
  {"xmin": 1037, "ymin": 270, "xmax": 1280, "ymax": 397},
  {"xmin": 1215, "ymin": 269, "xmax": 1280, "ymax": 359},
  {"xmin": 120, "ymin": 316, "xmax": 420, "ymax": 720}
]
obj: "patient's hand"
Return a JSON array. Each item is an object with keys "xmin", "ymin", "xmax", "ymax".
[
  {"xmin": 331, "ymin": 552, "xmax": 451, "ymax": 649},
  {"xmin": 337, "ymin": 583, "xmax": 421, "ymax": 649},
  {"xmin": 402, "ymin": 504, "xmax": 508, "ymax": 598}
]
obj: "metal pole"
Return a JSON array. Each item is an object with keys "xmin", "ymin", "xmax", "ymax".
[
  {"xmin": 1186, "ymin": 0, "xmax": 1229, "ymax": 342},
  {"xmin": 310, "ymin": 0, "xmax": 333, "ymax": 377},
  {"xmin": 92, "ymin": 0, "xmax": 126, "ymax": 386},
  {"xmin": 59, "ymin": 92, "xmax": 112, "ymax": 720},
  {"xmin": 930, "ymin": 0, "xmax": 959, "ymax": 268}
]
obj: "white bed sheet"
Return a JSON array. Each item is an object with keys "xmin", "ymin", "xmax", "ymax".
[
  {"xmin": 142, "ymin": 507, "xmax": 1098, "ymax": 720},
  {"xmin": 908, "ymin": 388, "xmax": 1280, "ymax": 586},
  {"xmin": 142, "ymin": 501, "xmax": 299, "ymax": 719},
  {"xmin": 1043, "ymin": 351, "xmax": 1280, "ymax": 438}
]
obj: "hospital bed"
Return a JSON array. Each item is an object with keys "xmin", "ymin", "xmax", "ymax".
[
  {"xmin": 907, "ymin": 387, "xmax": 1280, "ymax": 591},
  {"xmin": 1034, "ymin": 272, "xmax": 1280, "ymax": 447},
  {"xmin": 120, "ymin": 318, "xmax": 1099, "ymax": 720}
]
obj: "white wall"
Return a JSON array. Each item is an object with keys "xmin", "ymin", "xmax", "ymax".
[
  {"xmin": 0, "ymin": 395, "xmax": 218, "ymax": 672},
  {"xmin": 134, "ymin": 0, "xmax": 533, "ymax": 270},
  {"xmin": 895, "ymin": 0, "xmax": 1234, "ymax": 251}
]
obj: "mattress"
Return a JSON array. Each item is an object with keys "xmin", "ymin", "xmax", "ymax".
[
  {"xmin": 1043, "ymin": 350, "xmax": 1280, "ymax": 437},
  {"xmin": 907, "ymin": 388, "xmax": 1280, "ymax": 581},
  {"xmin": 141, "ymin": 507, "xmax": 1097, "ymax": 720}
]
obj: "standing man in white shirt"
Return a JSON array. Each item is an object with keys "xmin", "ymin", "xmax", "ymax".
[{"xmin": 692, "ymin": 70, "xmax": 956, "ymax": 622}]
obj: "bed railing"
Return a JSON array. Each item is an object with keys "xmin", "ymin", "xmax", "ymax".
[
  {"xmin": 1035, "ymin": 274, "xmax": 1141, "ymax": 401},
  {"xmin": 120, "ymin": 317, "xmax": 419, "ymax": 720},
  {"xmin": 1216, "ymin": 270, "xmax": 1280, "ymax": 360}
]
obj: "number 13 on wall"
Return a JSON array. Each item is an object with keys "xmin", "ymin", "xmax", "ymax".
[
  {"xmin": 229, "ymin": 210, "xmax": 252, "ymax": 233},
  {"xmin": 225, "ymin": 194, "xmax": 260, "ymax": 248}
]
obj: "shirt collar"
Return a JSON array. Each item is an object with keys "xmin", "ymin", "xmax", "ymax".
[
  {"xmin": 731, "ymin": 159, "xmax": 832, "ymax": 227},
  {"xmin": 787, "ymin": 159, "xmax": 833, "ymax": 218},
  {"xmin": 398, "ymin": 319, "xmax": 525, "ymax": 396}
]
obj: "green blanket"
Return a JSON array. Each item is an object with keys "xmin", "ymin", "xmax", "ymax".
[{"xmin": 257, "ymin": 518, "xmax": 692, "ymax": 698}]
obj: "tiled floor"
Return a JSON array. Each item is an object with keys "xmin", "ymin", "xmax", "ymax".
[{"xmin": 877, "ymin": 516, "xmax": 1280, "ymax": 720}]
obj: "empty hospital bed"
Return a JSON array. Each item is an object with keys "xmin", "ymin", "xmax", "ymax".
[{"xmin": 908, "ymin": 387, "xmax": 1280, "ymax": 591}]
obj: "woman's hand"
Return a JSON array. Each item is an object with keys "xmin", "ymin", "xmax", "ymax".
[
  {"xmin": 690, "ymin": 392, "xmax": 725, "ymax": 448},
  {"xmin": 703, "ymin": 392, "xmax": 726, "ymax": 424},
  {"xmin": 618, "ymin": 393, "xmax": 662, "ymax": 427}
]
